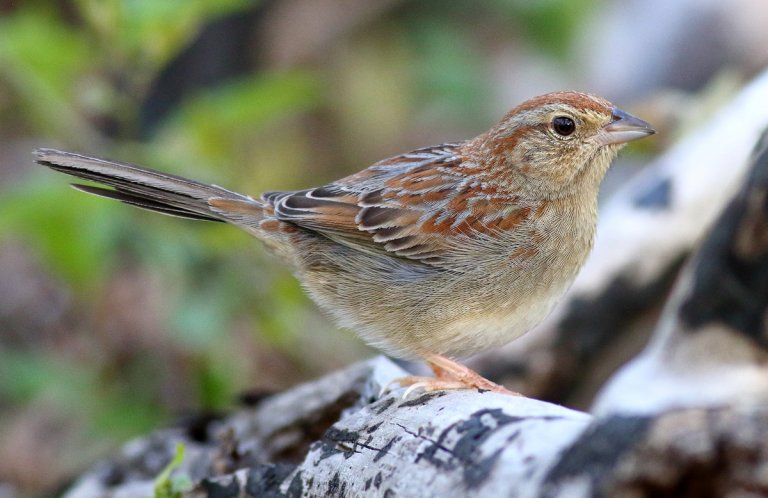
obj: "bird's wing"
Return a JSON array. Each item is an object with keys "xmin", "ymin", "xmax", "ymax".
[{"xmin": 265, "ymin": 143, "xmax": 532, "ymax": 266}]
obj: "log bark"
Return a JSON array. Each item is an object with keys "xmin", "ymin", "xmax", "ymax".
[
  {"xmin": 594, "ymin": 127, "xmax": 768, "ymax": 416},
  {"xmin": 63, "ymin": 360, "xmax": 768, "ymax": 498}
]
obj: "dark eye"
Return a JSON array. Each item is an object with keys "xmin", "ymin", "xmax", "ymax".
[{"xmin": 552, "ymin": 116, "xmax": 576, "ymax": 136}]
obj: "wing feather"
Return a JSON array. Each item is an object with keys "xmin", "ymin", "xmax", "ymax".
[{"xmin": 264, "ymin": 142, "xmax": 529, "ymax": 265}]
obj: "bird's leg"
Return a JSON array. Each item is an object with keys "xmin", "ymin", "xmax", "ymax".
[
  {"xmin": 381, "ymin": 353, "xmax": 520, "ymax": 398},
  {"xmin": 424, "ymin": 354, "xmax": 519, "ymax": 394}
]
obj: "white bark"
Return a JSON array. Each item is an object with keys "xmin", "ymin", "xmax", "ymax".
[
  {"xmin": 63, "ymin": 356, "xmax": 768, "ymax": 498},
  {"xmin": 595, "ymin": 128, "xmax": 768, "ymax": 416}
]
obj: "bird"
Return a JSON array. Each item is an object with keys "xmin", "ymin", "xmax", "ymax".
[{"xmin": 34, "ymin": 91, "xmax": 654, "ymax": 395}]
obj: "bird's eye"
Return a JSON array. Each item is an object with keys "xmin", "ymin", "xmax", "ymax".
[{"xmin": 551, "ymin": 116, "xmax": 576, "ymax": 137}]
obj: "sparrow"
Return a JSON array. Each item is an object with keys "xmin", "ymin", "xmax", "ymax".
[{"xmin": 34, "ymin": 92, "xmax": 654, "ymax": 395}]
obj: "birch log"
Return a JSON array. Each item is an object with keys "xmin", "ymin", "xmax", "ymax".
[
  {"xmin": 594, "ymin": 128, "xmax": 768, "ymax": 415},
  {"xmin": 62, "ymin": 360, "xmax": 768, "ymax": 498}
]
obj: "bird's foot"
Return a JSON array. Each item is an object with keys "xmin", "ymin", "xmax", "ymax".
[{"xmin": 380, "ymin": 353, "xmax": 520, "ymax": 399}]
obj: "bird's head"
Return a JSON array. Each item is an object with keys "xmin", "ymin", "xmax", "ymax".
[{"xmin": 474, "ymin": 91, "xmax": 655, "ymax": 199}]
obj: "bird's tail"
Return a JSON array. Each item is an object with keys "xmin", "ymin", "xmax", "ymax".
[{"xmin": 34, "ymin": 148, "xmax": 263, "ymax": 223}]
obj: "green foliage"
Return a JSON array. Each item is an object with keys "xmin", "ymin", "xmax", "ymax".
[
  {"xmin": 153, "ymin": 443, "xmax": 193, "ymax": 498},
  {"xmin": 158, "ymin": 70, "xmax": 323, "ymax": 165},
  {"xmin": 0, "ymin": 7, "xmax": 95, "ymax": 143},
  {"xmin": 0, "ymin": 174, "xmax": 129, "ymax": 287},
  {"xmin": 0, "ymin": 350, "xmax": 166, "ymax": 438},
  {"xmin": 76, "ymin": 0, "xmax": 254, "ymax": 67},
  {"xmin": 403, "ymin": 19, "xmax": 492, "ymax": 127},
  {"xmin": 493, "ymin": 0, "xmax": 597, "ymax": 59}
]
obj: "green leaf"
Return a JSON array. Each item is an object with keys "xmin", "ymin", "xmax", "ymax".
[
  {"xmin": 493, "ymin": 0, "xmax": 596, "ymax": 58},
  {"xmin": 402, "ymin": 19, "xmax": 491, "ymax": 127},
  {"xmin": 0, "ymin": 173, "xmax": 129, "ymax": 288},
  {"xmin": 158, "ymin": 70, "xmax": 323, "ymax": 164},
  {"xmin": 0, "ymin": 8, "xmax": 97, "ymax": 145},
  {"xmin": 76, "ymin": 0, "xmax": 257, "ymax": 69},
  {"xmin": 154, "ymin": 442, "xmax": 190, "ymax": 498},
  {"xmin": 0, "ymin": 349, "xmax": 165, "ymax": 437}
]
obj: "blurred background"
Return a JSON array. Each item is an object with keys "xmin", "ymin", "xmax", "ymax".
[{"xmin": 1, "ymin": 0, "xmax": 767, "ymax": 496}]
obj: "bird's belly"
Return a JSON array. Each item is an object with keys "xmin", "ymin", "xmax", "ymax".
[
  {"xmin": 297, "ymin": 225, "xmax": 588, "ymax": 360},
  {"xmin": 319, "ymin": 267, "xmax": 575, "ymax": 360},
  {"xmin": 432, "ymin": 286, "xmax": 565, "ymax": 357}
]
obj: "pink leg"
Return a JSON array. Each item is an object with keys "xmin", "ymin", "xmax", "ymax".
[{"xmin": 382, "ymin": 353, "xmax": 520, "ymax": 397}]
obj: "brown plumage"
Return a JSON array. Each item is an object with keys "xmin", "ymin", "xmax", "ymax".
[{"xmin": 34, "ymin": 91, "xmax": 654, "ymax": 394}]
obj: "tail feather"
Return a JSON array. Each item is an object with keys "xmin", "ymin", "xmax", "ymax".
[
  {"xmin": 34, "ymin": 148, "xmax": 258, "ymax": 222},
  {"xmin": 71, "ymin": 184, "xmax": 222, "ymax": 221}
]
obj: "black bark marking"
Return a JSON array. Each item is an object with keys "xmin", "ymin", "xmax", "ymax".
[
  {"xmin": 416, "ymin": 408, "xmax": 522, "ymax": 488},
  {"xmin": 544, "ymin": 415, "xmax": 651, "ymax": 494},
  {"xmin": 327, "ymin": 472, "xmax": 346, "ymax": 497},
  {"xmin": 202, "ymin": 476, "xmax": 240, "ymax": 498},
  {"xmin": 319, "ymin": 425, "xmax": 398, "ymax": 461},
  {"xmin": 245, "ymin": 464, "xmax": 297, "ymax": 498},
  {"xmin": 316, "ymin": 440, "xmax": 345, "ymax": 462},
  {"xmin": 286, "ymin": 472, "xmax": 303, "ymax": 498},
  {"xmin": 454, "ymin": 409, "xmax": 520, "ymax": 488},
  {"xmin": 325, "ymin": 427, "xmax": 361, "ymax": 445},
  {"xmin": 317, "ymin": 427, "xmax": 361, "ymax": 461},
  {"xmin": 373, "ymin": 436, "xmax": 399, "ymax": 462},
  {"xmin": 100, "ymin": 463, "xmax": 125, "ymax": 486},
  {"xmin": 366, "ymin": 421, "xmax": 384, "ymax": 433},
  {"xmin": 268, "ymin": 388, "xmax": 362, "ymax": 463},
  {"xmin": 679, "ymin": 132, "xmax": 768, "ymax": 348},
  {"xmin": 398, "ymin": 391, "xmax": 446, "ymax": 408},
  {"xmin": 373, "ymin": 397, "xmax": 395, "ymax": 414},
  {"xmin": 181, "ymin": 411, "xmax": 225, "ymax": 443}
]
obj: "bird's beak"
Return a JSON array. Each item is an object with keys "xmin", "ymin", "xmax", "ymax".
[{"xmin": 596, "ymin": 107, "xmax": 655, "ymax": 146}]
